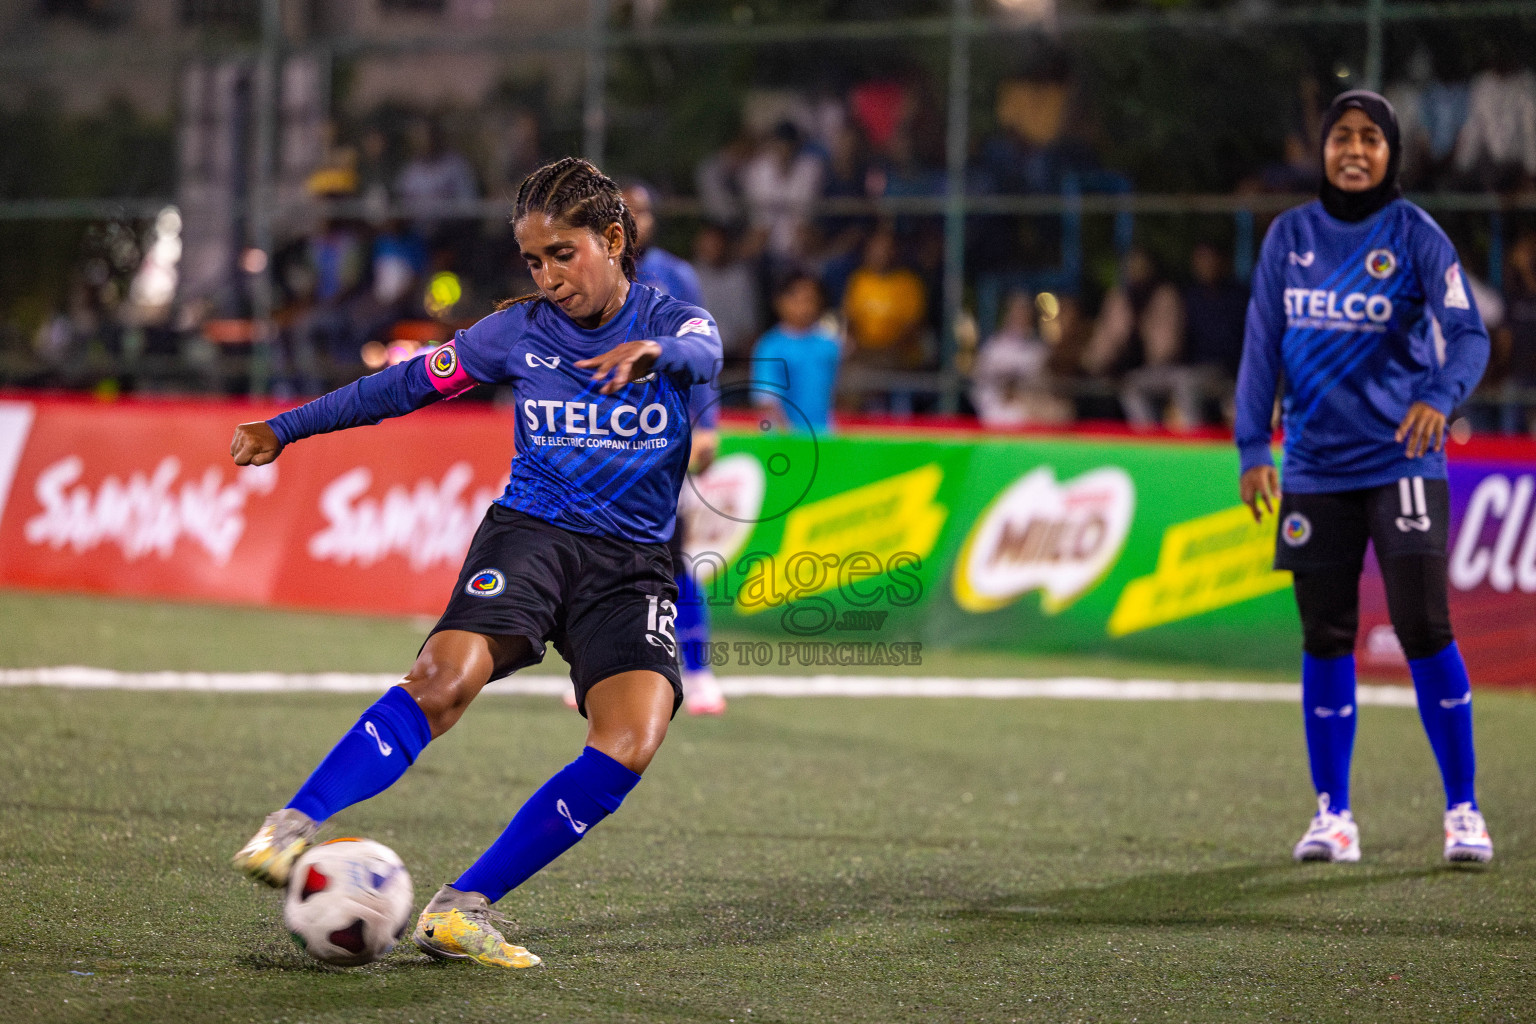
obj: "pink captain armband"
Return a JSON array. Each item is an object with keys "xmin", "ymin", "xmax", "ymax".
[{"xmin": 424, "ymin": 342, "xmax": 478, "ymax": 398}]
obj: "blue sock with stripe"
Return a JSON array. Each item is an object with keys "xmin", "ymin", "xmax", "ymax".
[
  {"xmin": 1302, "ymin": 653, "xmax": 1357, "ymax": 813},
  {"xmin": 454, "ymin": 746, "xmax": 641, "ymax": 903},
  {"xmin": 676, "ymin": 570, "xmax": 711, "ymax": 673},
  {"xmin": 287, "ymin": 686, "xmax": 432, "ymax": 822},
  {"xmin": 1409, "ymin": 642, "xmax": 1478, "ymax": 809}
]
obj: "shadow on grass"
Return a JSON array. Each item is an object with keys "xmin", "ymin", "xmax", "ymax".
[
  {"xmin": 542, "ymin": 860, "xmax": 1534, "ymax": 957},
  {"xmin": 949, "ymin": 861, "xmax": 1535, "ymax": 941}
]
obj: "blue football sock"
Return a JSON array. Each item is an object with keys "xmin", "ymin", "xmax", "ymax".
[
  {"xmin": 676, "ymin": 569, "xmax": 712, "ymax": 674},
  {"xmin": 287, "ymin": 685, "xmax": 432, "ymax": 823},
  {"xmin": 1301, "ymin": 652, "xmax": 1357, "ymax": 813},
  {"xmin": 1409, "ymin": 642, "xmax": 1478, "ymax": 809},
  {"xmin": 454, "ymin": 746, "xmax": 641, "ymax": 903}
]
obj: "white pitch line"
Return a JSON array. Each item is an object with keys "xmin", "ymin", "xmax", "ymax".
[{"xmin": 0, "ymin": 666, "xmax": 1420, "ymax": 706}]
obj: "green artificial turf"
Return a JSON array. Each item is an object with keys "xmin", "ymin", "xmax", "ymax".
[
  {"xmin": 3, "ymin": 589, "xmax": 1534, "ymax": 1022},
  {"xmin": 0, "ymin": 590, "xmax": 1299, "ymax": 682}
]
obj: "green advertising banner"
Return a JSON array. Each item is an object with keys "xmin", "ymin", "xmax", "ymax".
[{"xmin": 680, "ymin": 428, "xmax": 1299, "ymax": 670}]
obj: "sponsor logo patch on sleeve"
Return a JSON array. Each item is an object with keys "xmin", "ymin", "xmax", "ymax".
[
  {"xmin": 1444, "ymin": 262, "xmax": 1471, "ymax": 310},
  {"xmin": 676, "ymin": 317, "xmax": 713, "ymax": 337}
]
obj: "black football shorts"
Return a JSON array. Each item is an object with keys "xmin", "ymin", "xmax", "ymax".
[
  {"xmin": 1273, "ymin": 475, "xmax": 1450, "ymax": 573},
  {"xmin": 429, "ymin": 504, "xmax": 681, "ymax": 716}
]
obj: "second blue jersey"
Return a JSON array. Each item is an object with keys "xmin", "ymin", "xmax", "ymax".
[
  {"xmin": 270, "ymin": 282, "xmax": 721, "ymax": 544},
  {"xmin": 1234, "ymin": 199, "xmax": 1490, "ymax": 493}
]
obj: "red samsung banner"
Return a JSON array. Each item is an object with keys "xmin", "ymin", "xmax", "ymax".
[{"xmin": 0, "ymin": 396, "xmax": 514, "ymax": 617}]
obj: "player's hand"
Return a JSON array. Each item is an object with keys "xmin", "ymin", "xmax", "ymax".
[
  {"xmin": 690, "ymin": 428, "xmax": 720, "ymax": 474},
  {"xmin": 1396, "ymin": 401, "xmax": 1447, "ymax": 459},
  {"xmin": 576, "ymin": 339, "xmax": 663, "ymax": 396},
  {"xmin": 1240, "ymin": 465, "xmax": 1279, "ymax": 523},
  {"xmin": 231, "ymin": 421, "xmax": 283, "ymax": 466}
]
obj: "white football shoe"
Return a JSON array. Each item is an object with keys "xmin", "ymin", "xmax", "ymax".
[
  {"xmin": 683, "ymin": 668, "xmax": 727, "ymax": 716},
  {"xmin": 1443, "ymin": 802, "xmax": 1493, "ymax": 864},
  {"xmin": 1293, "ymin": 794, "xmax": 1360, "ymax": 863}
]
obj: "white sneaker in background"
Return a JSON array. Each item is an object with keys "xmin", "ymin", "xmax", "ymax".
[
  {"xmin": 1292, "ymin": 794, "xmax": 1360, "ymax": 863},
  {"xmin": 683, "ymin": 668, "xmax": 726, "ymax": 716},
  {"xmin": 1443, "ymin": 802, "xmax": 1493, "ymax": 864}
]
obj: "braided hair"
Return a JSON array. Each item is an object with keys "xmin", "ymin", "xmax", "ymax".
[{"xmin": 498, "ymin": 157, "xmax": 637, "ymax": 311}]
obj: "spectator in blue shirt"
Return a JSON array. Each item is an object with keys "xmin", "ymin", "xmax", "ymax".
[{"xmin": 752, "ymin": 273, "xmax": 841, "ymax": 434}]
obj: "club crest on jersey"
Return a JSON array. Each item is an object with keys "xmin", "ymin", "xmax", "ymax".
[
  {"xmin": 1281, "ymin": 512, "xmax": 1312, "ymax": 547},
  {"xmin": 465, "ymin": 568, "xmax": 506, "ymax": 598},
  {"xmin": 1365, "ymin": 249, "xmax": 1397, "ymax": 280},
  {"xmin": 428, "ymin": 345, "xmax": 458, "ymax": 378},
  {"xmin": 676, "ymin": 317, "xmax": 712, "ymax": 338}
]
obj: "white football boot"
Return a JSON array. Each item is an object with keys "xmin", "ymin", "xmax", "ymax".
[
  {"xmin": 683, "ymin": 668, "xmax": 727, "ymax": 716},
  {"xmin": 1293, "ymin": 794, "xmax": 1360, "ymax": 862},
  {"xmin": 1443, "ymin": 802, "xmax": 1493, "ymax": 864}
]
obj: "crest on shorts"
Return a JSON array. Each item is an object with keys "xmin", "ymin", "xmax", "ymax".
[
  {"xmin": 465, "ymin": 568, "xmax": 505, "ymax": 597},
  {"xmin": 428, "ymin": 345, "xmax": 459, "ymax": 378},
  {"xmin": 1281, "ymin": 512, "xmax": 1312, "ymax": 547},
  {"xmin": 1365, "ymin": 249, "xmax": 1397, "ymax": 280}
]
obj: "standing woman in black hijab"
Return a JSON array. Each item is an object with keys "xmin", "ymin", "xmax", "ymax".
[{"xmin": 1233, "ymin": 91, "xmax": 1494, "ymax": 864}]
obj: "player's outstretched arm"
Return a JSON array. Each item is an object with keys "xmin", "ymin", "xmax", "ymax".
[
  {"xmin": 231, "ymin": 421, "xmax": 283, "ymax": 466},
  {"xmin": 252, "ymin": 343, "xmax": 482, "ymax": 455}
]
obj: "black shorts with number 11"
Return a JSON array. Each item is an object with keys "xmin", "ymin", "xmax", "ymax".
[
  {"xmin": 1273, "ymin": 475, "xmax": 1450, "ymax": 573},
  {"xmin": 429, "ymin": 505, "xmax": 682, "ymax": 717}
]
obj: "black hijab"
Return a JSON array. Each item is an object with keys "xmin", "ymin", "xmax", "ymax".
[{"xmin": 1318, "ymin": 89, "xmax": 1402, "ymax": 223}]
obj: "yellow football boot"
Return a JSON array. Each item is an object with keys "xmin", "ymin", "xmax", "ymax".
[
  {"xmin": 413, "ymin": 885, "xmax": 541, "ymax": 968},
  {"xmin": 232, "ymin": 808, "xmax": 321, "ymax": 887}
]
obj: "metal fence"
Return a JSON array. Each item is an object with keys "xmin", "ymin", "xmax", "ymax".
[{"xmin": 2, "ymin": 0, "xmax": 1535, "ymax": 421}]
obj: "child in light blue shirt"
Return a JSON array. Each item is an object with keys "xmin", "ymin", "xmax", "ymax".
[{"xmin": 751, "ymin": 273, "xmax": 842, "ymax": 433}]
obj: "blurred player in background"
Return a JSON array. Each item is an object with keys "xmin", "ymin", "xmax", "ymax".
[
  {"xmin": 1236, "ymin": 91, "xmax": 1493, "ymax": 864},
  {"xmin": 230, "ymin": 158, "xmax": 722, "ymax": 965},
  {"xmin": 623, "ymin": 180, "xmax": 727, "ymax": 715}
]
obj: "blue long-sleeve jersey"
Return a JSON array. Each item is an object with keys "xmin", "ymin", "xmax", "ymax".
[
  {"xmin": 269, "ymin": 283, "xmax": 722, "ymax": 543},
  {"xmin": 1234, "ymin": 198, "xmax": 1490, "ymax": 493},
  {"xmin": 637, "ymin": 246, "xmax": 718, "ymax": 431}
]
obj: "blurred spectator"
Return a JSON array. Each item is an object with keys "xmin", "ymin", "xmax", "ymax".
[
  {"xmin": 395, "ymin": 118, "xmax": 479, "ymax": 243},
  {"xmin": 1245, "ymin": 77, "xmax": 1323, "ymax": 194},
  {"xmin": 33, "ymin": 277, "xmax": 101, "ymax": 369},
  {"xmin": 349, "ymin": 217, "xmax": 429, "ymax": 347},
  {"xmin": 488, "ymin": 107, "xmax": 542, "ymax": 198},
  {"xmin": 814, "ymin": 124, "xmax": 877, "ymax": 304},
  {"xmin": 842, "ymin": 225, "xmax": 928, "ymax": 411},
  {"xmin": 356, "ymin": 125, "xmax": 395, "ymax": 216},
  {"xmin": 752, "ymin": 273, "xmax": 841, "ymax": 434},
  {"xmin": 740, "ymin": 121, "xmax": 824, "ymax": 266},
  {"xmin": 976, "ymin": 74, "xmax": 1097, "ymax": 196},
  {"xmin": 282, "ymin": 214, "xmax": 370, "ymax": 395},
  {"xmin": 1454, "ymin": 54, "xmax": 1536, "ymax": 190},
  {"xmin": 696, "ymin": 131, "xmax": 756, "ymax": 229},
  {"xmin": 623, "ymin": 181, "xmax": 704, "ymax": 306},
  {"xmin": 1387, "ymin": 48, "xmax": 1469, "ymax": 189},
  {"xmin": 1177, "ymin": 241, "xmax": 1249, "ymax": 426},
  {"xmin": 970, "ymin": 290, "xmax": 1071, "ymax": 427},
  {"xmin": 850, "ymin": 80, "xmax": 908, "ymax": 157},
  {"xmin": 972, "ymin": 72, "xmax": 1098, "ymax": 273},
  {"xmin": 691, "ymin": 223, "xmax": 761, "ymax": 359},
  {"xmin": 1259, "ymin": 133, "xmax": 1323, "ymax": 193},
  {"xmin": 1501, "ymin": 228, "xmax": 1536, "ymax": 433},
  {"xmin": 1082, "ymin": 247, "xmax": 1184, "ymax": 428}
]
